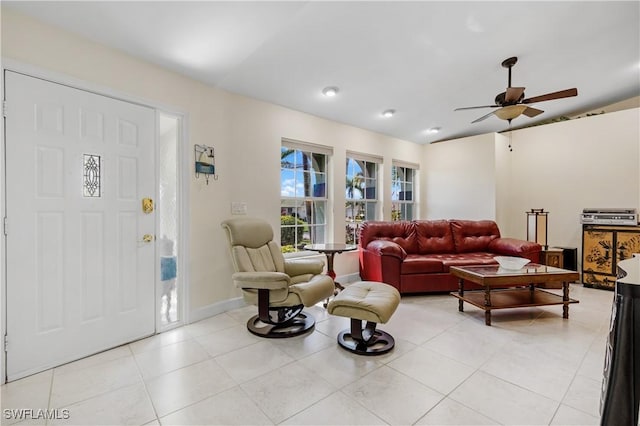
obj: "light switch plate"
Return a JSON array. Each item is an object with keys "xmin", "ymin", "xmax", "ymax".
[{"xmin": 231, "ymin": 202, "xmax": 247, "ymax": 215}]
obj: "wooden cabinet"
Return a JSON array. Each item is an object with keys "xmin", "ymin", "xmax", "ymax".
[
  {"xmin": 582, "ymin": 224, "xmax": 640, "ymax": 290},
  {"xmin": 540, "ymin": 249, "xmax": 563, "ymax": 268},
  {"xmin": 539, "ymin": 248, "xmax": 564, "ymax": 289}
]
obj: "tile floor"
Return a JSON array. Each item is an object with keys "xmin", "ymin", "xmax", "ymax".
[{"xmin": 1, "ymin": 284, "xmax": 620, "ymax": 425}]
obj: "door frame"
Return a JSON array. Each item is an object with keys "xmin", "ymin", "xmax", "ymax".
[{"xmin": 0, "ymin": 58, "xmax": 191, "ymax": 382}]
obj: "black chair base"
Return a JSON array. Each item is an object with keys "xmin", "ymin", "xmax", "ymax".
[
  {"xmin": 246, "ymin": 312, "xmax": 315, "ymax": 338},
  {"xmin": 336, "ymin": 319, "xmax": 395, "ymax": 355}
]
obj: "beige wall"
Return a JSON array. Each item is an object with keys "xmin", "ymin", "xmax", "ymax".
[
  {"xmin": 422, "ymin": 133, "xmax": 497, "ymax": 221},
  {"xmin": 1, "ymin": 8, "xmax": 423, "ymax": 315}
]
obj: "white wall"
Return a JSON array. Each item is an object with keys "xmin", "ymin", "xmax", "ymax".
[
  {"xmin": 423, "ymin": 108, "xmax": 640, "ymax": 270},
  {"xmin": 0, "ymin": 8, "xmax": 423, "ymax": 318},
  {"xmin": 422, "ymin": 133, "xmax": 497, "ymax": 221},
  {"xmin": 502, "ymin": 109, "xmax": 640, "ymax": 257},
  {"xmin": 493, "ymin": 132, "xmax": 512, "ymax": 231}
]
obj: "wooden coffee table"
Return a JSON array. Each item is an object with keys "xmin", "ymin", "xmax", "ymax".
[{"xmin": 449, "ymin": 264, "xmax": 580, "ymax": 326}]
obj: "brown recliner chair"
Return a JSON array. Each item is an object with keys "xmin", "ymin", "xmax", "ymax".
[{"xmin": 221, "ymin": 217, "xmax": 335, "ymax": 338}]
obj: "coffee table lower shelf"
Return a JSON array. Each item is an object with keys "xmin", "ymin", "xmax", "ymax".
[{"xmin": 450, "ymin": 287, "xmax": 579, "ymax": 325}]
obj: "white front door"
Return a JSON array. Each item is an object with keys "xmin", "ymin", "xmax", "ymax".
[{"xmin": 4, "ymin": 71, "xmax": 156, "ymax": 380}]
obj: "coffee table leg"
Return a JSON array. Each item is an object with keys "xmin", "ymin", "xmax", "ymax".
[
  {"xmin": 562, "ymin": 281, "xmax": 569, "ymax": 319},
  {"xmin": 484, "ymin": 287, "xmax": 492, "ymax": 326},
  {"xmin": 458, "ymin": 278, "xmax": 464, "ymax": 312},
  {"xmin": 529, "ymin": 283, "xmax": 535, "ymax": 303}
]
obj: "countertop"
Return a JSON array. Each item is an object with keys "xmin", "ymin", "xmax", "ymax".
[{"xmin": 617, "ymin": 257, "xmax": 640, "ymax": 297}]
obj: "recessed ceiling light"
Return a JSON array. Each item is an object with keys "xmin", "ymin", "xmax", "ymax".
[
  {"xmin": 427, "ymin": 127, "xmax": 441, "ymax": 134},
  {"xmin": 382, "ymin": 109, "xmax": 396, "ymax": 118},
  {"xmin": 322, "ymin": 86, "xmax": 339, "ymax": 97}
]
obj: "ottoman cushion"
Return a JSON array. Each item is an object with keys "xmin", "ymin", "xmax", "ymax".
[{"xmin": 328, "ymin": 281, "xmax": 400, "ymax": 324}]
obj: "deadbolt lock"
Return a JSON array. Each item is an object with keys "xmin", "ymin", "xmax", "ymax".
[{"xmin": 142, "ymin": 198, "xmax": 154, "ymax": 214}]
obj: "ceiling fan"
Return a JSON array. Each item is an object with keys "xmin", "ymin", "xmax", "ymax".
[{"xmin": 455, "ymin": 56, "xmax": 578, "ymax": 124}]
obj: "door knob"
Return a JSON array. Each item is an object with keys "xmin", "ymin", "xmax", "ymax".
[{"xmin": 140, "ymin": 234, "xmax": 154, "ymax": 243}]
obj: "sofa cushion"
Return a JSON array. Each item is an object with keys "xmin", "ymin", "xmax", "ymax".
[
  {"xmin": 414, "ymin": 220, "xmax": 456, "ymax": 254},
  {"xmin": 450, "ymin": 220, "xmax": 500, "ymax": 253},
  {"xmin": 359, "ymin": 221, "xmax": 418, "ymax": 254},
  {"xmin": 401, "ymin": 254, "xmax": 444, "ymax": 274},
  {"xmin": 423, "ymin": 252, "xmax": 498, "ymax": 272}
]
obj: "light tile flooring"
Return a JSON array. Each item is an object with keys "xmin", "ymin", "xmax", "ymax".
[{"xmin": 1, "ymin": 284, "xmax": 618, "ymax": 425}]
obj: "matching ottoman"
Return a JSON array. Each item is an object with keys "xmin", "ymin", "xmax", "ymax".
[{"xmin": 327, "ymin": 281, "xmax": 401, "ymax": 355}]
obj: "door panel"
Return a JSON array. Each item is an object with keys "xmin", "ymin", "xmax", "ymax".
[{"xmin": 5, "ymin": 71, "xmax": 156, "ymax": 380}]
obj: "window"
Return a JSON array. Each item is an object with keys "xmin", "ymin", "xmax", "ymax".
[
  {"xmin": 391, "ymin": 163, "xmax": 417, "ymax": 221},
  {"xmin": 280, "ymin": 142, "xmax": 329, "ymax": 252},
  {"xmin": 346, "ymin": 154, "xmax": 380, "ymax": 244},
  {"xmin": 158, "ymin": 112, "xmax": 182, "ymax": 327},
  {"xmin": 82, "ymin": 154, "xmax": 101, "ymax": 197}
]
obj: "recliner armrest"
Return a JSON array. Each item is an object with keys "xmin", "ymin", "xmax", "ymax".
[
  {"xmin": 284, "ymin": 259, "xmax": 325, "ymax": 276},
  {"xmin": 232, "ymin": 271, "xmax": 290, "ymax": 290},
  {"xmin": 365, "ymin": 240, "xmax": 408, "ymax": 260}
]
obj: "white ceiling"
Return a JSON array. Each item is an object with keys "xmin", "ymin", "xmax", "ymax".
[{"xmin": 6, "ymin": 1, "xmax": 640, "ymax": 144}]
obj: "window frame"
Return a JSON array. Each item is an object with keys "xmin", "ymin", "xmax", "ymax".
[
  {"xmin": 391, "ymin": 162, "xmax": 418, "ymax": 221},
  {"xmin": 280, "ymin": 140, "xmax": 332, "ymax": 253},
  {"xmin": 345, "ymin": 152, "xmax": 382, "ymax": 244}
]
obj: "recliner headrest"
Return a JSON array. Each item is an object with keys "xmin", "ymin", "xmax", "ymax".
[{"xmin": 221, "ymin": 217, "xmax": 274, "ymax": 248}]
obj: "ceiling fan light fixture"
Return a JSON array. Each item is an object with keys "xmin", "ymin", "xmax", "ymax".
[
  {"xmin": 322, "ymin": 86, "xmax": 339, "ymax": 97},
  {"xmin": 495, "ymin": 105, "xmax": 528, "ymax": 120},
  {"xmin": 382, "ymin": 109, "xmax": 395, "ymax": 118},
  {"xmin": 457, "ymin": 57, "xmax": 577, "ymax": 126}
]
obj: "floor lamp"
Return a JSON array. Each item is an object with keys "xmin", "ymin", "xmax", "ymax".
[{"xmin": 527, "ymin": 208, "xmax": 549, "ymax": 250}]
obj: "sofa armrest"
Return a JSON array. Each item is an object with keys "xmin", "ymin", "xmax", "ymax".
[
  {"xmin": 232, "ymin": 271, "xmax": 290, "ymax": 290},
  {"xmin": 488, "ymin": 238, "xmax": 542, "ymax": 259},
  {"xmin": 365, "ymin": 239, "xmax": 408, "ymax": 260},
  {"xmin": 360, "ymin": 240, "xmax": 404, "ymax": 291}
]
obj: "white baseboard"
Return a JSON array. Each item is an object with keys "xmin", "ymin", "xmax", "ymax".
[
  {"xmin": 336, "ymin": 273, "xmax": 361, "ymax": 285},
  {"xmin": 187, "ymin": 297, "xmax": 247, "ymax": 324},
  {"xmin": 186, "ymin": 273, "xmax": 361, "ymax": 324}
]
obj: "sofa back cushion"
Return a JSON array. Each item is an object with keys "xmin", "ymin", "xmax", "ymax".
[
  {"xmin": 414, "ymin": 220, "xmax": 456, "ymax": 254},
  {"xmin": 450, "ymin": 220, "xmax": 501, "ymax": 253},
  {"xmin": 359, "ymin": 221, "xmax": 418, "ymax": 254}
]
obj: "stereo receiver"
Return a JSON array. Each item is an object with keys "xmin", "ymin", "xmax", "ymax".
[{"xmin": 580, "ymin": 208, "xmax": 638, "ymax": 226}]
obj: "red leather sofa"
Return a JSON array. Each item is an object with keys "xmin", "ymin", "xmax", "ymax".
[{"xmin": 358, "ymin": 219, "xmax": 541, "ymax": 294}]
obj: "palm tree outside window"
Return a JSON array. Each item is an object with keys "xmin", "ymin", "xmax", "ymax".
[
  {"xmin": 391, "ymin": 165, "xmax": 416, "ymax": 221},
  {"xmin": 280, "ymin": 145, "xmax": 328, "ymax": 253},
  {"xmin": 346, "ymin": 157, "xmax": 379, "ymax": 244}
]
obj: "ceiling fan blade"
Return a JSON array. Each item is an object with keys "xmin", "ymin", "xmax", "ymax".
[
  {"xmin": 522, "ymin": 88, "xmax": 578, "ymax": 104},
  {"xmin": 505, "ymin": 87, "xmax": 525, "ymax": 103},
  {"xmin": 522, "ymin": 106, "xmax": 544, "ymax": 118},
  {"xmin": 471, "ymin": 110, "xmax": 496, "ymax": 123},
  {"xmin": 455, "ymin": 105, "xmax": 500, "ymax": 111}
]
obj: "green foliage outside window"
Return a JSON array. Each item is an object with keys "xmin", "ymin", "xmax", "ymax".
[
  {"xmin": 280, "ymin": 215, "xmax": 307, "ymax": 252},
  {"xmin": 281, "ymin": 145, "xmax": 328, "ymax": 252}
]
